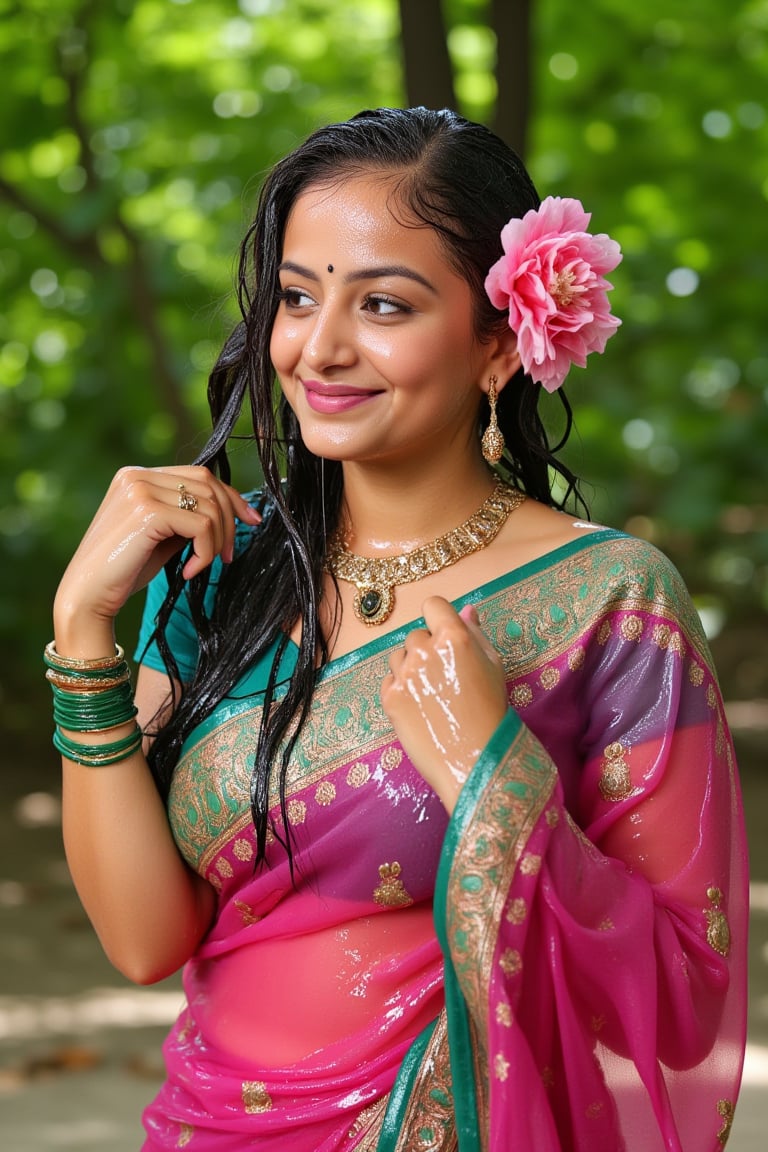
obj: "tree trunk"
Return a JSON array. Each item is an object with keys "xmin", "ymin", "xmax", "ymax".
[
  {"xmin": 398, "ymin": 0, "xmax": 456, "ymax": 111},
  {"xmin": 491, "ymin": 0, "xmax": 532, "ymax": 157}
]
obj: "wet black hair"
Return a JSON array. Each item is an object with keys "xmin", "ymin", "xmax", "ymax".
[{"xmin": 147, "ymin": 107, "xmax": 588, "ymax": 870}]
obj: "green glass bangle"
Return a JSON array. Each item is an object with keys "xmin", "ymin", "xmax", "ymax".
[
  {"xmin": 53, "ymin": 724, "xmax": 143, "ymax": 766},
  {"xmin": 50, "ymin": 679, "xmax": 137, "ymax": 731}
]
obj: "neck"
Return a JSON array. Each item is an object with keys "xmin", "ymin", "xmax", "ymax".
[{"xmin": 337, "ymin": 454, "xmax": 496, "ymax": 555}]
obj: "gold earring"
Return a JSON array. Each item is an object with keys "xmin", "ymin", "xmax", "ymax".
[{"xmin": 481, "ymin": 375, "xmax": 505, "ymax": 463}]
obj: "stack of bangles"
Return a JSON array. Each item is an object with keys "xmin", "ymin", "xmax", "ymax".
[{"xmin": 44, "ymin": 641, "xmax": 142, "ymax": 766}]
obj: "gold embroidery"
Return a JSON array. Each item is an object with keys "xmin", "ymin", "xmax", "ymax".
[
  {"xmin": 373, "ymin": 862, "xmax": 414, "ymax": 907},
  {"xmin": 511, "ymin": 683, "xmax": 533, "ymax": 706},
  {"xmin": 668, "ymin": 631, "xmax": 684, "ymax": 654},
  {"xmin": 346, "ymin": 761, "xmax": 370, "ymax": 787},
  {"xmin": 388, "ymin": 1010, "xmax": 455, "ymax": 1152},
  {"xmin": 215, "ymin": 857, "xmax": 233, "ymax": 878},
  {"xmin": 286, "ymin": 799, "xmax": 306, "ymax": 824},
  {"xmin": 520, "ymin": 852, "xmax": 542, "ymax": 876},
  {"xmin": 716, "ymin": 1099, "xmax": 735, "ymax": 1146},
  {"xmin": 652, "ymin": 623, "xmax": 673, "ymax": 648},
  {"xmin": 597, "ymin": 620, "xmax": 612, "ymax": 644},
  {"xmin": 568, "ymin": 645, "xmax": 586, "ymax": 670},
  {"xmin": 348, "ymin": 1098, "xmax": 389, "ymax": 1141},
  {"xmin": 494, "ymin": 1052, "xmax": 510, "ymax": 1081},
  {"xmin": 176, "ymin": 1123, "xmax": 194, "ymax": 1147},
  {"xmin": 495, "ymin": 1001, "xmax": 513, "ymax": 1027},
  {"xmin": 545, "ymin": 807, "xmax": 559, "ymax": 827},
  {"xmin": 379, "ymin": 746, "xmax": 403, "ymax": 772},
  {"xmin": 505, "ymin": 897, "xmax": 528, "ymax": 924},
  {"xmin": 539, "ymin": 666, "xmax": 560, "ymax": 690},
  {"xmin": 621, "ymin": 614, "xmax": 644, "ymax": 641},
  {"xmin": 598, "ymin": 917, "xmax": 614, "ymax": 931},
  {"xmin": 599, "ymin": 741, "xmax": 632, "ymax": 801},
  {"xmin": 585, "ymin": 1101, "xmax": 603, "ymax": 1119},
  {"xmin": 705, "ymin": 887, "xmax": 731, "ymax": 957},
  {"xmin": 499, "ymin": 948, "xmax": 522, "ymax": 976},
  {"xmin": 707, "ymin": 683, "xmax": 718, "ymax": 709},
  {"xmin": 314, "ymin": 781, "xmax": 336, "ymax": 806},
  {"xmin": 242, "ymin": 1080, "xmax": 272, "ymax": 1113},
  {"xmin": 689, "ymin": 663, "xmax": 705, "ymax": 686},
  {"xmin": 234, "ymin": 899, "xmax": 260, "ymax": 926},
  {"xmin": 232, "ymin": 838, "xmax": 253, "ymax": 861},
  {"xmin": 208, "ymin": 872, "xmax": 223, "ymax": 890}
]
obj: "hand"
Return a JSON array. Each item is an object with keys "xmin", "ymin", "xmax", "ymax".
[
  {"xmin": 381, "ymin": 597, "xmax": 509, "ymax": 813},
  {"xmin": 54, "ymin": 466, "xmax": 261, "ymax": 654}
]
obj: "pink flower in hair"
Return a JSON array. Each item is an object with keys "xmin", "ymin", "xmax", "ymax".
[{"xmin": 485, "ymin": 196, "xmax": 622, "ymax": 392}]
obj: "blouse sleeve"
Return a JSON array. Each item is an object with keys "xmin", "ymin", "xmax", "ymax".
[{"xmin": 433, "ymin": 545, "xmax": 748, "ymax": 1152}]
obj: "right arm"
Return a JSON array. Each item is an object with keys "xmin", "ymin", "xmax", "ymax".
[{"xmin": 53, "ymin": 466, "xmax": 261, "ymax": 984}]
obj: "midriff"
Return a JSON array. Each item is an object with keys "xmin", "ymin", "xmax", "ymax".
[{"xmin": 190, "ymin": 904, "xmax": 443, "ymax": 1068}]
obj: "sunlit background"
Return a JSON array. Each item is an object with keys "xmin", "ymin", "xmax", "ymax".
[{"xmin": 1, "ymin": 1, "xmax": 766, "ymax": 1147}]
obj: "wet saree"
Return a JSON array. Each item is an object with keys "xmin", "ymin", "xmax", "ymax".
[{"xmin": 136, "ymin": 527, "xmax": 747, "ymax": 1151}]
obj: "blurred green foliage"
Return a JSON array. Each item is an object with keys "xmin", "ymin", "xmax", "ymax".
[{"xmin": 1, "ymin": 0, "xmax": 766, "ymax": 708}]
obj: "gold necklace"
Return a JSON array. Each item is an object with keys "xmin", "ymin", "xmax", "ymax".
[{"xmin": 326, "ymin": 479, "xmax": 526, "ymax": 626}]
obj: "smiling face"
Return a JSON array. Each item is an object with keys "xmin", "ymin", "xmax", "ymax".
[{"xmin": 269, "ymin": 174, "xmax": 516, "ymax": 472}]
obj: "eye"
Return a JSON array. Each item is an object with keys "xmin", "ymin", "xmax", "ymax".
[
  {"xmin": 362, "ymin": 294, "xmax": 411, "ymax": 317},
  {"xmin": 276, "ymin": 287, "xmax": 315, "ymax": 309}
]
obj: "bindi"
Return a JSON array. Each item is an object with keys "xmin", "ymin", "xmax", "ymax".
[{"xmin": 327, "ymin": 263, "xmax": 334, "ymax": 273}]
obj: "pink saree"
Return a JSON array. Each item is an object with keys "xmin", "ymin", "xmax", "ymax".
[{"xmin": 137, "ymin": 529, "xmax": 747, "ymax": 1151}]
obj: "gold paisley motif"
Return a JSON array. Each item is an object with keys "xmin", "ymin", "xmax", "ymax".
[
  {"xmin": 505, "ymin": 896, "xmax": 528, "ymax": 924},
  {"xmin": 599, "ymin": 741, "xmax": 633, "ymax": 802},
  {"xmin": 234, "ymin": 899, "xmax": 260, "ymax": 926},
  {"xmin": 499, "ymin": 948, "xmax": 522, "ymax": 976},
  {"xmin": 176, "ymin": 1123, "xmax": 194, "ymax": 1147},
  {"xmin": 495, "ymin": 1001, "xmax": 513, "ymax": 1027},
  {"xmin": 568, "ymin": 645, "xmax": 586, "ymax": 670},
  {"xmin": 539, "ymin": 666, "xmax": 560, "ymax": 690},
  {"xmin": 232, "ymin": 838, "xmax": 253, "ymax": 861},
  {"xmin": 597, "ymin": 620, "xmax": 612, "ymax": 645},
  {"xmin": 379, "ymin": 746, "xmax": 403, "ymax": 772},
  {"xmin": 314, "ymin": 781, "xmax": 336, "ymax": 806},
  {"xmin": 242, "ymin": 1080, "xmax": 272, "ymax": 1113},
  {"xmin": 519, "ymin": 852, "xmax": 542, "ymax": 876},
  {"xmin": 689, "ymin": 663, "xmax": 705, "ymax": 686},
  {"xmin": 494, "ymin": 1052, "xmax": 510, "ymax": 1081},
  {"xmin": 716, "ymin": 1099, "xmax": 735, "ymax": 1146},
  {"xmin": 346, "ymin": 761, "xmax": 370, "ymax": 788},
  {"xmin": 373, "ymin": 862, "xmax": 414, "ymax": 908},
  {"xmin": 705, "ymin": 887, "xmax": 731, "ymax": 957},
  {"xmin": 286, "ymin": 798, "xmax": 307, "ymax": 824},
  {"xmin": 511, "ymin": 683, "xmax": 533, "ymax": 707},
  {"xmin": 620, "ymin": 614, "xmax": 644, "ymax": 641}
]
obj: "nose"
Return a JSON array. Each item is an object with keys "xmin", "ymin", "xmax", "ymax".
[{"xmin": 302, "ymin": 299, "xmax": 356, "ymax": 371}]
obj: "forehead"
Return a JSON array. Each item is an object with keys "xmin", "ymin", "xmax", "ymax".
[{"xmin": 282, "ymin": 174, "xmax": 447, "ymax": 263}]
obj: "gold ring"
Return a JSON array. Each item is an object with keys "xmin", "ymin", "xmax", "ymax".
[{"xmin": 177, "ymin": 483, "xmax": 198, "ymax": 512}]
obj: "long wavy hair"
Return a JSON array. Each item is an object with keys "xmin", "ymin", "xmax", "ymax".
[{"xmin": 146, "ymin": 107, "xmax": 588, "ymax": 870}]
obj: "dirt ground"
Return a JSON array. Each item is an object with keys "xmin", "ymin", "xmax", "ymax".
[{"xmin": 1, "ymin": 714, "xmax": 766, "ymax": 1151}]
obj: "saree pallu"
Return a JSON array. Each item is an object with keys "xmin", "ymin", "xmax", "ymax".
[{"xmin": 137, "ymin": 529, "xmax": 747, "ymax": 1151}]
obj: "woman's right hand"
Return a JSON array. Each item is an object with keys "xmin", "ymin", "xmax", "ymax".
[{"xmin": 54, "ymin": 465, "xmax": 261, "ymax": 649}]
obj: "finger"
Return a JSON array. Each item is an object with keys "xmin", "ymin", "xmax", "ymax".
[
  {"xmin": 421, "ymin": 595, "xmax": 461, "ymax": 635},
  {"xmin": 459, "ymin": 603, "xmax": 502, "ymax": 665}
]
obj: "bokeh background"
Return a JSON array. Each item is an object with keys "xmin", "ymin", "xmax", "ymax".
[{"xmin": 1, "ymin": 1, "xmax": 766, "ymax": 1148}]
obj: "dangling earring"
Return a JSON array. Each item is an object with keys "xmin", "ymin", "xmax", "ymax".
[{"xmin": 481, "ymin": 375, "xmax": 505, "ymax": 464}]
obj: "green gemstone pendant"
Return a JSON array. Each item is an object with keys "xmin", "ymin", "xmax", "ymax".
[{"xmin": 354, "ymin": 584, "xmax": 395, "ymax": 626}]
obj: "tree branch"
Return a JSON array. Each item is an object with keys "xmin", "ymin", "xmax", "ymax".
[
  {"xmin": 491, "ymin": 0, "xmax": 532, "ymax": 157},
  {"xmin": 398, "ymin": 0, "xmax": 457, "ymax": 110}
]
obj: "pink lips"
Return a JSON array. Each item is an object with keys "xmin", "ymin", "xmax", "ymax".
[{"xmin": 301, "ymin": 380, "xmax": 380, "ymax": 414}]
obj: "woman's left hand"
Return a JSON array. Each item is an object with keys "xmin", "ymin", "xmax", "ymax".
[{"xmin": 381, "ymin": 597, "xmax": 509, "ymax": 814}]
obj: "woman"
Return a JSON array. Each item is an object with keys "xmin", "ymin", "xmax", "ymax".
[{"xmin": 49, "ymin": 108, "xmax": 747, "ymax": 1151}]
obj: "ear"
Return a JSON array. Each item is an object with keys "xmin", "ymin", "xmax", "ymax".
[{"xmin": 479, "ymin": 326, "xmax": 521, "ymax": 396}]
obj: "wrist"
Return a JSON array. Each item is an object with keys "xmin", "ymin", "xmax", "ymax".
[{"xmin": 53, "ymin": 603, "xmax": 117, "ymax": 661}]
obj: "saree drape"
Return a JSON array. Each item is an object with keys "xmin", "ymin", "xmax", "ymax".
[{"xmin": 136, "ymin": 527, "xmax": 747, "ymax": 1152}]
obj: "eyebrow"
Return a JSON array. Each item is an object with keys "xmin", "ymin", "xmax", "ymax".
[{"xmin": 277, "ymin": 261, "xmax": 437, "ymax": 294}]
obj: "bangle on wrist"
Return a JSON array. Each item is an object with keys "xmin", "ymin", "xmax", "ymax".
[{"xmin": 53, "ymin": 723, "xmax": 143, "ymax": 767}]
